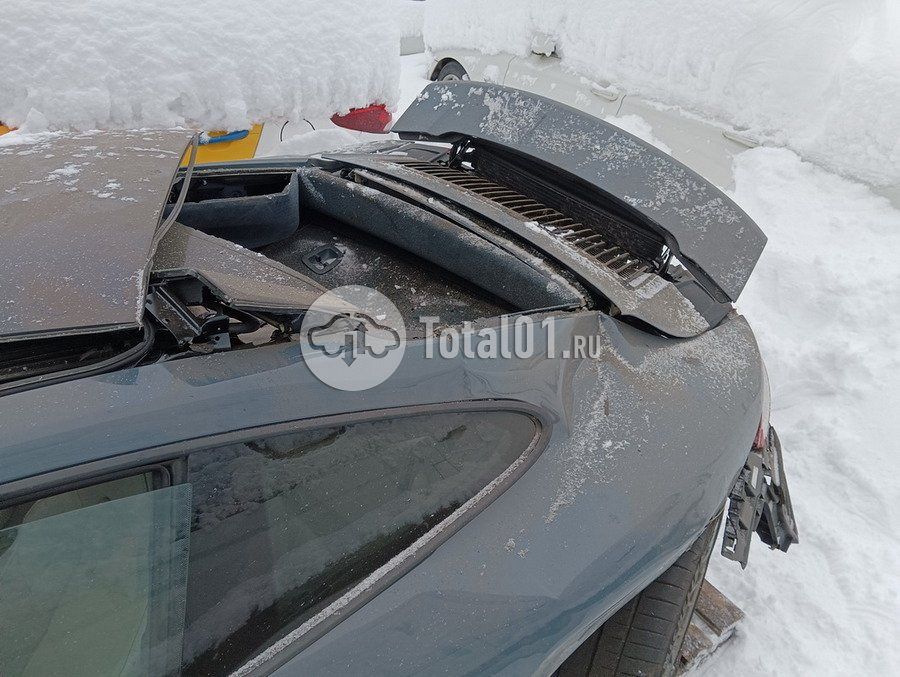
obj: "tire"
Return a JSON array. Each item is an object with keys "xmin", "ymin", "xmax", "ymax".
[
  {"xmin": 555, "ymin": 513, "xmax": 722, "ymax": 677},
  {"xmin": 435, "ymin": 60, "xmax": 469, "ymax": 82}
]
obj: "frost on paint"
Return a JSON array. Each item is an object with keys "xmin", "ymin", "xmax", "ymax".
[
  {"xmin": 424, "ymin": 0, "xmax": 900, "ymax": 188},
  {"xmin": 0, "ymin": 0, "xmax": 401, "ymax": 133}
]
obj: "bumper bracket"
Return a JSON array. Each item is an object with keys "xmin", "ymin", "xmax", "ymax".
[{"xmin": 722, "ymin": 427, "xmax": 799, "ymax": 568}]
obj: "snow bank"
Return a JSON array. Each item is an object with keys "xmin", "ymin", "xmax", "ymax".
[
  {"xmin": 390, "ymin": 0, "xmax": 426, "ymax": 38},
  {"xmin": 701, "ymin": 148, "xmax": 900, "ymax": 675},
  {"xmin": 424, "ymin": 0, "xmax": 900, "ymax": 188},
  {"xmin": 0, "ymin": 0, "xmax": 400, "ymax": 132}
]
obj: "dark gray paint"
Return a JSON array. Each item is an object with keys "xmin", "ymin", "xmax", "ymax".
[
  {"xmin": 0, "ymin": 309, "xmax": 763, "ymax": 676},
  {"xmin": 1, "ymin": 135, "xmax": 767, "ymax": 675},
  {"xmin": 298, "ymin": 168, "xmax": 584, "ymax": 313},
  {"xmin": 393, "ymin": 82, "xmax": 766, "ymax": 302},
  {"xmin": 166, "ymin": 171, "xmax": 300, "ymax": 249},
  {"xmin": 152, "ymin": 222, "xmax": 327, "ymax": 313},
  {"xmin": 0, "ymin": 130, "xmax": 192, "ymax": 342}
]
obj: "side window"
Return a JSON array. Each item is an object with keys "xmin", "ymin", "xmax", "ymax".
[
  {"xmin": 0, "ymin": 472, "xmax": 191, "ymax": 677},
  {"xmin": 0, "ymin": 409, "xmax": 538, "ymax": 677},
  {"xmin": 182, "ymin": 410, "xmax": 537, "ymax": 675}
]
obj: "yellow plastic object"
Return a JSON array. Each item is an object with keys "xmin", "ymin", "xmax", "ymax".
[
  {"xmin": 0, "ymin": 123, "xmax": 13, "ymax": 135},
  {"xmin": 180, "ymin": 123, "xmax": 263, "ymax": 165}
]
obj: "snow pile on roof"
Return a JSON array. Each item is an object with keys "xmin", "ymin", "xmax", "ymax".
[
  {"xmin": 424, "ymin": 0, "xmax": 900, "ymax": 188},
  {"xmin": 390, "ymin": 0, "xmax": 426, "ymax": 38},
  {"xmin": 0, "ymin": 0, "xmax": 400, "ymax": 132}
]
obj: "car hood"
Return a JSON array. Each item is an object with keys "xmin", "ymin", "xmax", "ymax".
[
  {"xmin": 0, "ymin": 130, "xmax": 193, "ymax": 343},
  {"xmin": 393, "ymin": 82, "xmax": 766, "ymax": 303}
]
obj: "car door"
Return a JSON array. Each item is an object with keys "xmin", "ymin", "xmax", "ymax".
[{"xmin": 504, "ymin": 51, "xmax": 623, "ymax": 120}]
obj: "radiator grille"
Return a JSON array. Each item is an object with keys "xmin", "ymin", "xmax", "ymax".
[{"xmin": 394, "ymin": 159, "xmax": 656, "ymax": 281}]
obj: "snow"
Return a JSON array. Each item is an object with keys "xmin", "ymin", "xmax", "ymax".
[
  {"xmin": 0, "ymin": 0, "xmax": 401, "ymax": 133},
  {"xmin": 423, "ymin": 0, "xmax": 900, "ymax": 189},
  {"xmin": 699, "ymin": 147, "xmax": 900, "ymax": 676},
  {"xmin": 604, "ymin": 115, "xmax": 672, "ymax": 155},
  {"xmin": 399, "ymin": 53, "xmax": 434, "ymax": 111},
  {"xmin": 275, "ymin": 128, "xmax": 359, "ymax": 156},
  {"xmin": 389, "ymin": 0, "xmax": 426, "ymax": 38}
]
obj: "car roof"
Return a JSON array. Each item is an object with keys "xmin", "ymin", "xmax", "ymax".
[
  {"xmin": 0, "ymin": 130, "xmax": 192, "ymax": 343},
  {"xmin": 393, "ymin": 82, "xmax": 766, "ymax": 303}
]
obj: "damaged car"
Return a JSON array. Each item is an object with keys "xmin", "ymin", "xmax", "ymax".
[{"xmin": 0, "ymin": 82, "xmax": 796, "ymax": 677}]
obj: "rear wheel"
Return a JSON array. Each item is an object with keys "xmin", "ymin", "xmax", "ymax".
[
  {"xmin": 555, "ymin": 514, "xmax": 722, "ymax": 677},
  {"xmin": 435, "ymin": 60, "xmax": 469, "ymax": 82}
]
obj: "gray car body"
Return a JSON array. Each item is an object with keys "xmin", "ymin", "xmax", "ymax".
[
  {"xmin": 0, "ymin": 86, "xmax": 765, "ymax": 675},
  {"xmin": 0, "ymin": 309, "xmax": 762, "ymax": 675}
]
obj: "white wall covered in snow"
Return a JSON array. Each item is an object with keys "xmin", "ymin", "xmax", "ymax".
[
  {"xmin": 0, "ymin": 0, "xmax": 401, "ymax": 132},
  {"xmin": 424, "ymin": 0, "xmax": 900, "ymax": 188}
]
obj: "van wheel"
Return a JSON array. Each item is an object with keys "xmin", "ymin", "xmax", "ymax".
[
  {"xmin": 555, "ymin": 514, "xmax": 722, "ymax": 677},
  {"xmin": 435, "ymin": 61, "xmax": 469, "ymax": 82}
]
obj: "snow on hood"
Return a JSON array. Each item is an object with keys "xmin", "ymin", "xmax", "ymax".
[
  {"xmin": 423, "ymin": 0, "xmax": 900, "ymax": 188},
  {"xmin": 0, "ymin": 0, "xmax": 401, "ymax": 132}
]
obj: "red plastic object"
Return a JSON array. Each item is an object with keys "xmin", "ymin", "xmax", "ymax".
[{"xmin": 331, "ymin": 104, "xmax": 392, "ymax": 134}]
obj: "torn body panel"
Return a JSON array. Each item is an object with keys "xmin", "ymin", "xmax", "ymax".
[
  {"xmin": 722, "ymin": 427, "xmax": 799, "ymax": 568},
  {"xmin": 152, "ymin": 222, "xmax": 327, "ymax": 314},
  {"xmin": 0, "ymin": 130, "xmax": 192, "ymax": 342}
]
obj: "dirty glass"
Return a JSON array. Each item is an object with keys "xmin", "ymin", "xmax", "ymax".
[
  {"xmin": 182, "ymin": 411, "xmax": 537, "ymax": 675},
  {"xmin": 0, "ymin": 480, "xmax": 192, "ymax": 677}
]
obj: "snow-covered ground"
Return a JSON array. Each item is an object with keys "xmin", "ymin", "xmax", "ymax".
[
  {"xmin": 424, "ymin": 0, "xmax": 900, "ymax": 191},
  {"xmin": 701, "ymin": 149, "xmax": 900, "ymax": 676},
  {"xmin": 399, "ymin": 51, "xmax": 900, "ymax": 675}
]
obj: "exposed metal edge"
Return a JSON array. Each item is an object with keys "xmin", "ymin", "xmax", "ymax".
[
  {"xmin": 144, "ymin": 132, "xmax": 199, "ymax": 308},
  {"xmin": 0, "ymin": 321, "xmax": 137, "ymax": 345},
  {"xmin": 157, "ymin": 132, "xmax": 199, "ymax": 238}
]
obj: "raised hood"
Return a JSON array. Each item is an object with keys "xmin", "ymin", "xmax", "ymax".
[
  {"xmin": 393, "ymin": 82, "xmax": 766, "ymax": 303},
  {"xmin": 0, "ymin": 130, "xmax": 193, "ymax": 343}
]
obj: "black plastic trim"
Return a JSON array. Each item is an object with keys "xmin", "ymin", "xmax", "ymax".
[{"xmin": 0, "ymin": 322, "xmax": 156, "ymax": 398}]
